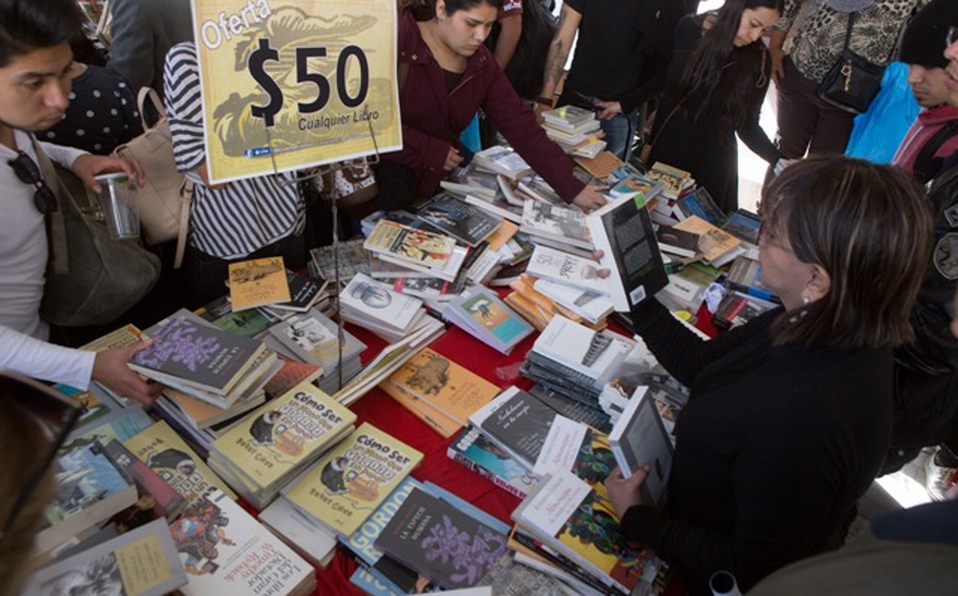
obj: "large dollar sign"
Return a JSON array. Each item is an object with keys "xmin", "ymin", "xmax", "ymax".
[{"xmin": 248, "ymin": 38, "xmax": 283, "ymax": 127}]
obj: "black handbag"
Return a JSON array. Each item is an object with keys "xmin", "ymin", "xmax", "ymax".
[
  {"xmin": 816, "ymin": 12, "xmax": 885, "ymax": 114},
  {"xmin": 33, "ymin": 140, "xmax": 161, "ymax": 327}
]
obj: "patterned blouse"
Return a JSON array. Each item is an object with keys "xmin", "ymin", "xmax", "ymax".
[{"xmin": 777, "ymin": 0, "xmax": 930, "ymax": 83}]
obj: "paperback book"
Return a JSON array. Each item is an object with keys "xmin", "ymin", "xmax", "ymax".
[
  {"xmin": 364, "ymin": 219, "xmax": 457, "ymax": 271},
  {"xmin": 339, "ymin": 273, "xmax": 426, "ymax": 342},
  {"xmin": 227, "ymin": 256, "xmax": 291, "ymax": 311},
  {"xmin": 673, "ymin": 215, "xmax": 743, "ymax": 265},
  {"xmin": 444, "ymin": 286, "xmax": 534, "ymax": 355},
  {"xmin": 284, "ymin": 422, "xmax": 424, "ymax": 538},
  {"xmin": 446, "ymin": 427, "xmax": 540, "ymax": 498},
  {"xmin": 474, "ymin": 145, "xmax": 534, "ymax": 180},
  {"xmin": 607, "ymin": 387, "xmax": 673, "ymax": 511},
  {"xmin": 520, "ymin": 200, "xmax": 592, "ymax": 250},
  {"xmin": 525, "ymin": 245, "xmax": 608, "ymax": 294},
  {"xmin": 468, "ymin": 385, "xmax": 562, "ymax": 470},
  {"xmin": 532, "ymin": 315, "xmax": 634, "ymax": 388},
  {"xmin": 416, "ymin": 191, "xmax": 502, "ymax": 247}
]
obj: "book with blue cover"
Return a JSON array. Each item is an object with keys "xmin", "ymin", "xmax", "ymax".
[{"xmin": 444, "ymin": 286, "xmax": 534, "ymax": 355}]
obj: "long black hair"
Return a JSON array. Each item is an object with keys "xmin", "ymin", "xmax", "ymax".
[
  {"xmin": 0, "ymin": 0, "xmax": 82, "ymax": 67},
  {"xmin": 676, "ymin": 0, "xmax": 782, "ymax": 133},
  {"xmin": 403, "ymin": 0, "xmax": 505, "ymax": 21}
]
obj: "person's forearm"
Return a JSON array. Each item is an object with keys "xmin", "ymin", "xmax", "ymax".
[
  {"xmin": 539, "ymin": 5, "xmax": 579, "ymax": 102},
  {"xmin": 494, "ymin": 14, "xmax": 522, "ymax": 69}
]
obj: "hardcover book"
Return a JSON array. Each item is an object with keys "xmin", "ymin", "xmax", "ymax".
[
  {"xmin": 227, "ymin": 256, "xmax": 291, "ymax": 311},
  {"xmin": 387, "ymin": 347, "xmax": 500, "ymax": 427},
  {"xmin": 129, "ymin": 315, "xmax": 266, "ymax": 397},
  {"xmin": 284, "ymin": 422, "xmax": 424, "ymax": 538},
  {"xmin": 607, "ymin": 386, "xmax": 673, "ymax": 511},
  {"xmin": 415, "ymin": 191, "xmax": 502, "ymax": 247},
  {"xmin": 586, "ymin": 193, "xmax": 669, "ymax": 312},
  {"xmin": 23, "ymin": 518, "xmax": 187, "ymax": 596},
  {"xmin": 124, "ymin": 420, "xmax": 237, "ymax": 507},
  {"xmin": 375, "ymin": 488, "xmax": 509, "ymax": 590},
  {"xmin": 169, "ymin": 489, "xmax": 315, "ymax": 596},
  {"xmin": 210, "ymin": 380, "xmax": 357, "ymax": 493},
  {"xmin": 443, "ymin": 286, "xmax": 534, "ymax": 355},
  {"xmin": 364, "ymin": 219, "xmax": 457, "ymax": 271}
]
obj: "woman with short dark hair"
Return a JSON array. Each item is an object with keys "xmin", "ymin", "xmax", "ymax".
[{"xmin": 606, "ymin": 157, "xmax": 933, "ymax": 594}]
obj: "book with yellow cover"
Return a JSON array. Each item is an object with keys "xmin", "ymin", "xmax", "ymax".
[
  {"xmin": 673, "ymin": 215, "xmax": 742, "ymax": 264},
  {"xmin": 387, "ymin": 347, "xmax": 499, "ymax": 428},
  {"xmin": 363, "ymin": 219, "xmax": 456, "ymax": 270},
  {"xmin": 228, "ymin": 256, "xmax": 291, "ymax": 311},
  {"xmin": 379, "ymin": 380, "xmax": 462, "ymax": 438},
  {"xmin": 284, "ymin": 422, "xmax": 424, "ymax": 538},
  {"xmin": 210, "ymin": 381, "xmax": 357, "ymax": 492},
  {"xmin": 124, "ymin": 420, "xmax": 236, "ymax": 506}
]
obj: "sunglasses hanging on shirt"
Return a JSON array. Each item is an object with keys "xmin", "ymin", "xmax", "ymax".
[{"xmin": 7, "ymin": 150, "xmax": 59, "ymax": 214}]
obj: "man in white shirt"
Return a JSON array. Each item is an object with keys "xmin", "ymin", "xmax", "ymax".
[{"xmin": 0, "ymin": 0, "xmax": 160, "ymax": 404}]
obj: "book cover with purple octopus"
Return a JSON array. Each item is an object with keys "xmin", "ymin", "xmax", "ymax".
[{"xmin": 374, "ymin": 487, "xmax": 508, "ymax": 590}]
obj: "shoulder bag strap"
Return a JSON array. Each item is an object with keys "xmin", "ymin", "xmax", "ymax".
[
  {"xmin": 841, "ymin": 12, "xmax": 856, "ymax": 53},
  {"xmin": 31, "ymin": 137, "xmax": 71, "ymax": 275}
]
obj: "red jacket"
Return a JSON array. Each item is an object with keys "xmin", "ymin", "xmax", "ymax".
[{"xmin": 386, "ymin": 10, "xmax": 585, "ymax": 203}]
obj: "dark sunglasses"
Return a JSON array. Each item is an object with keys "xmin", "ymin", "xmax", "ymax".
[
  {"xmin": 7, "ymin": 150, "xmax": 59, "ymax": 214},
  {"xmin": 0, "ymin": 372, "xmax": 82, "ymax": 544}
]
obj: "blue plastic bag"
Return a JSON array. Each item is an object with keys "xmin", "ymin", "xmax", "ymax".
[{"xmin": 845, "ymin": 62, "xmax": 920, "ymax": 164}]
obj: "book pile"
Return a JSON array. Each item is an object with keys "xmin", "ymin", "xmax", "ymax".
[
  {"xmin": 443, "ymin": 285, "xmax": 534, "ymax": 355},
  {"xmin": 521, "ymin": 315, "xmax": 634, "ymax": 409},
  {"xmin": 266, "ymin": 307, "xmax": 366, "ymax": 394},
  {"xmin": 309, "ymin": 236, "xmax": 371, "ymax": 287},
  {"xmin": 378, "ymin": 347, "xmax": 500, "ymax": 438},
  {"xmin": 440, "ymin": 161, "xmax": 503, "ymax": 201},
  {"xmin": 414, "ymin": 191, "xmax": 502, "ymax": 247},
  {"xmin": 540, "ymin": 105, "xmax": 606, "ymax": 158},
  {"xmin": 504, "ymin": 273, "xmax": 611, "ymax": 332},
  {"xmin": 364, "ymin": 218, "xmax": 468, "ymax": 283},
  {"xmin": 519, "ymin": 199, "xmax": 593, "ymax": 252},
  {"xmin": 207, "ymin": 380, "xmax": 357, "ymax": 509},
  {"xmin": 339, "ymin": 273, "xmax": 434, "ymax": 343},
  {"xmin": 282, "ymin": 422, "xmax": 424, "ymax": 540},
  {"xmin": 474, "ymin": 144, "xmax": 534, "ymax": 180}
]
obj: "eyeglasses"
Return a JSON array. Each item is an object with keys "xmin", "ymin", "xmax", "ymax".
[
  {"xmin": 0, "ymin": 372, "xmax": 82, "ymax": 544},
  {"xmin": 757, "ymin": 221, "xmax": 795, "ymax": 255},
  {"xmin": 7, "ymin": 151, "xmax": 58, "ymax": 214},
  {"xmin": 948, "ymin": 26, "xmax": 958, "ymax": 49}
]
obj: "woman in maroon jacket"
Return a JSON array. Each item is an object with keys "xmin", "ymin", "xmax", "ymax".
[{"xmin": 373, "ymin": 0, "xmax": 606, "ymax": 212}]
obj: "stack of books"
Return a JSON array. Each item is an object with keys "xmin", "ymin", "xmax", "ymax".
[
  {"xmin": 440, "ymin": 161, "xmax": 503, "ymax": 201},
  {"xmin": 443, "ymin": 286, "xmax": 534, "ymax": 355},
  {"xmin": 339, "ymin": 273, "xmax": 429, "ymax": 343},
  {"xmin": 379, "ymin": 347, "xmax": 500, "ymax": 438},
  {"xmin": 540, "ymin": 105, "xmax": 606, "ymax": 158},
  {"xmin": 531, "ymin": 276, "xmax": 615, "ymax": 327},
  {"xmin": 519, "ymin": 200, "xmax": 593, "ymax": 253},
  {"xmin": 364, "ymin": 219, "xmax": 468, "ymax": 283},
  {"xmin": 503, "ymin": 274, "xmax": 608, "ymax": 332},
  {"xmin": 414, "ymin": 191, "xmax": 503, "ymax": 248},
  {"xmin": 673, "ymin": 215, "xmax": 744, "ymax": 267},
  {"xmin": 282, "ymin": 422, "xmax": 424, "ymax": 540},
  {"xmin": 474, "ymin": 145, "xmax": 534, "ymax": 180},
  {"xmin": 207, "ymin": 380, "xmax": 357, "ymax": 509}
]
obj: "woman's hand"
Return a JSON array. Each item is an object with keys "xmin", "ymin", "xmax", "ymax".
[
  {"xmin": 605, "ymin": 465, "xmax": 649, "ymax": 520},
  {"xmin": 571, "ymin": 184, "xmax": 608, "ymax": 212},
  {"xmin": 72, "ymin": 154, "xmax": 144, "ymax": 193},
  {"xmin": 595, "ymin": 100, "xmax": 622, "ymax": 120},
  {"xmin": 443, "ymin": 147, "xmax": 464, "ymax": 172}
]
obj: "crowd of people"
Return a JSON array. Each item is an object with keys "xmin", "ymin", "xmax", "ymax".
[{"xmin": 1, "ymin": 0, "xmax": 957, "ymax": 594}]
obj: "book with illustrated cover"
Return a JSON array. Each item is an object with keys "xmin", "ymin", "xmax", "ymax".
[
  {"xmin": 375, "ymin": 488, "xmax": 509, "ymax": 590},
  {"xmin": 387, "ymin": 347, "xmax": 499, "ymax": 427},
  {"xmin": 270, "ymin": 270, "xmax": 328, "ymax": 313},
  {"xmin": 284, "ymin": 422, "xmax": 424, "ymax": 538},
  {"xmin": 655, "ymin": 225, "xmax": 700, "ymax": 259},
  {"xmin": 102, "ymin": 439, "xmax": 186, "ymax": 521},
  {"xmin": 23, "ymin": 518, "xmax": 187, "ymax": 596},
  {"xmin": 646, "ymin": 162, "xmax": 693, "ymax": 199},
  {"xmin": 392, "ymin": 276, "xmax": 467, "ymax": 303},
  {"xmin": 532, "ymin": 315, "xmax": 634, "ymax": 388},
  {"xmin": 520, "ymin": 201, "xmax": 592, "ymax": 250},
  {"xmin": 66, "ymin": 406, "xmax": 155, "ymax": 446},
  {"xmin": 210, "ymin": 381, "xmax": 356, "ymax": 495},
  {"xmin": 37, "ymin": 439, "xmax": 138, "ymax": 554},
  {"xmin": 124, "ymin": 420, "xmax": 237, "ymax": 507},
  {"xmin": 415, "ymin": 191, "xmax": 502, "ymax": 247},
  {"xmin": 227, "ymin": 256, "xmax": 291, "ymax": 311},
  {"xmin": 673, "ymin": 215, "xmax": 742, "ymax": 265},
  {"xmin": 339, "ymin": 273, "xmax": 425, "ymax": 340},
  {"xmin": 269, "ymin": 308, "xmax": 350, "ymax": 366},
  {"xmin": 674, "ymin": 186, "xmax": 726, "ymax": 225},
  {"xmin": 609, "ymin": 174, "xmax": 664, "ymax": 202},
  {"xmin": 169, "ymin": 489, "xmax": 315, "ymax": 596},
  {"xmin": 446, "ymin": 427, "xmax": 540, "ymax": 498},
  {"xmin": 468, "ymin": 386, "xmax": 563, "ymax": 470},
  {"xmin": 379, "ymin": 378, "xmax": 463, "ymax": 439},
  {"xmin": 720, "ymin": 208, "xmax": 762, "ymax": 245},
  {"xmin": 586, "ymin": 193, "xmax": 668, "ymax": 312},
  {"xmin": 263, "ymin": 356, "xmax": 324, "ymax": 400},
  {"xmin": 525, "ymin": 245, "xmax": 608, "ymax": 294},
  {"xmin": 607, "ymin": 387, "xmax": 673, "ymax": 511},
  {"xmin": 474, "ymin": 145, "xmax": 534, "ymax": 180},
  {"xmin": 444, "ymin": 286, "xmax": 534, "ymax": 355},
  {"xmin": 130, "ymin": 315, "xmax": 266, "ymax": 397},
  {"xmin": 364, "ymin": 219, "xmax": 457, "ymax": 271}
]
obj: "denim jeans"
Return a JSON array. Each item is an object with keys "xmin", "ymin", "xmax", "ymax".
[{"xmin": 599, "ymin": 110, "xmax": 639, "ymax": 163}]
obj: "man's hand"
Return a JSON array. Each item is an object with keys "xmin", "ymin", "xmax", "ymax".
[
  {"xmin": 443, "ymin": 147, "xmax": 464, "ymax": 172},
  {"xmin": 571, "ymin": 184, "xmax": 608, "ymax": 212},
  {"xmin": 595, "ymin": 100, "xmax": 622, "ymax": 120},
  {"xmin": 604, "ymin": 465, "xmax": 649, "ymax": 520},
  {"xmin": 72, "ymin": 154, "xmax": 144, "ymax": 193},
  {"xmin": 92, "ymin": 340, "xmax": 162, "ymax": 405}
]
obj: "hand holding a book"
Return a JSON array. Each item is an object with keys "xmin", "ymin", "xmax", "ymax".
[
  {"xmin": 605, "ymin": 465, "xmax": 650, "ymax": 520},
  {"xmin": 571, "ymin": 184, "xmax": 609, "ymax": 212},
  {"xmin": 93, "ymin": 340, "xmax": 162, "ymax": 405},
  {"xmin": 444, "ymin": 147, "xmax": 465, "ymax": 172}
]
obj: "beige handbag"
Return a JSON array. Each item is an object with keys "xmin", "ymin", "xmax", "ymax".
[{"xmin": 112, "ymin": 87, "xmax": 192, "ymax": 267}]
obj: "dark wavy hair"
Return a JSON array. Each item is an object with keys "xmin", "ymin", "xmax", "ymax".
[
  {"xmin": 0, "ymin": 0, "xmax": 82, "ymax": 67},
  {"xmin": 762, "ymin": 157, "xmax": 933, "ymax": 350},
  {"xmin": 403, "ymin": 0, "xmax": 505, "ymax": 21},
  {"xmin": 676, "ymin": 0, "xmax": 782, "ymax": 133}
]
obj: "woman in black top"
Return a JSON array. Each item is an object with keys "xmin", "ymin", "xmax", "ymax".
[
  {"xmin": 646, "ymin": 0, "xmax": 783, "ymax": 214},
  {"xmin": 606, "ymin": 157, "xmax": 933, "ymax": 594}
]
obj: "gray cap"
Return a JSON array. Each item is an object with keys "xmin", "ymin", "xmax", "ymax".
[{"xmin": 824, "ymin": 0, "xmax": 877, "ymax": 12}]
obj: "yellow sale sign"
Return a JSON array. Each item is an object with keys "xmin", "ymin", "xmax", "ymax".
[{"xmin": 192, "ymin": 0, "xmax": 401, "ymax": 184}]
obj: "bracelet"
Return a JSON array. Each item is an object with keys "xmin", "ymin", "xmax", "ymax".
[{"xmin": 535, "ymin": 96, "xmax": 553, "ymax": 107}]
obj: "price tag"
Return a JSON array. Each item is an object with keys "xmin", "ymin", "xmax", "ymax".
[{"xmin": 192, "ymin": 0, "xmax": 401, "ymax": 184}]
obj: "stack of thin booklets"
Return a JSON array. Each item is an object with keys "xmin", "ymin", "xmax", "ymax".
[
  {"xmin": 378, "ymin": 346, "xmax": 500, "ymax": 438},
  {"xmin": 520, "ymin": 315, "xmax": 634, "ymax": 408},
  {"xmin": 540, "ymin": 105, "xmax": 606, "ymax": 158},
  {"xmin": 282, "ymin": 422, "xmax": 424, "ymax": 540},
  {"xmin": 130, "ymin": 311, "xmax": 276, "ymax": 411},
  {"xmin": 338, "ymin": 273, "xmax": 430, "ymax": 343},
  {"xmin": 363, "ymin": 218, "xmax": 467, "ymax": 283},
  {"xmin": 207, "ymin": 380, "xmax": 357, "ymax": 509},
  {"xmin": 443, "ymin": 285, "xmax": 534, "ymax": 355},
  {"xmin": 265, "ymin": 307, "xmax": 366, "ymax": 394}
]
